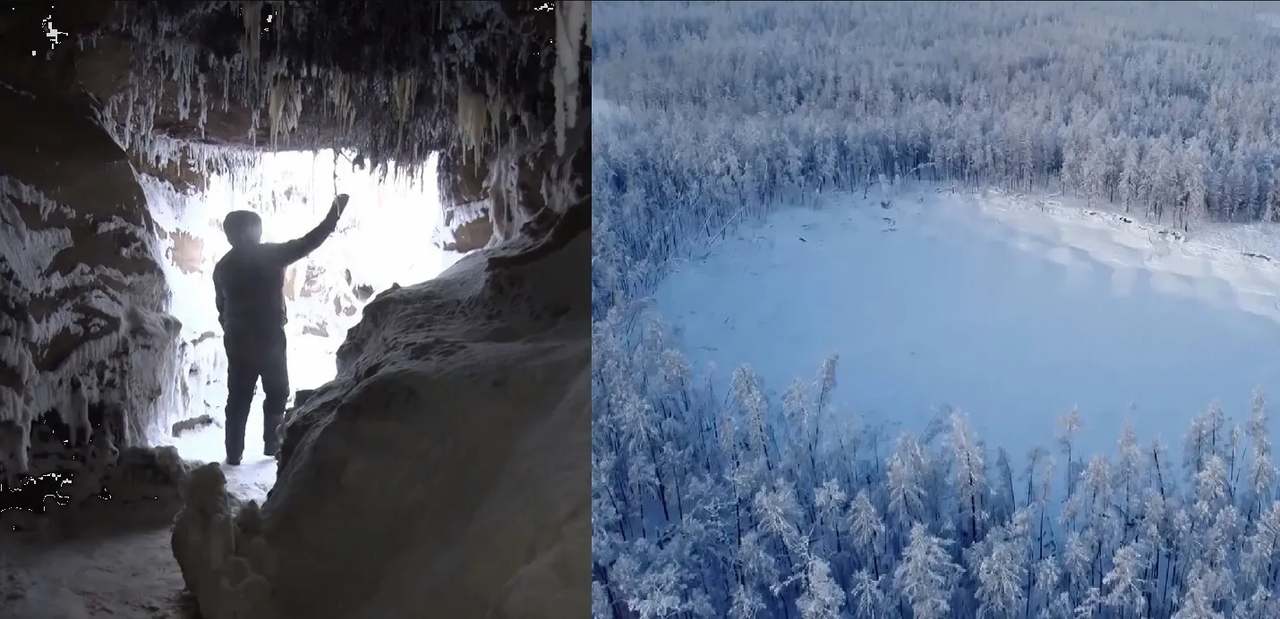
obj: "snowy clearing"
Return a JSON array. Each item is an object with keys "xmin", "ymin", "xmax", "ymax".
[{"xmin": 654, "ymin": 186, "xmax": 1280, "ymax": 460}]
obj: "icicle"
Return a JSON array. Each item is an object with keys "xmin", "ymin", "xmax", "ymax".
[
  {"xmin": 122, "ymin": 87, "xmax": 137, "ymax": 150},
  {"xmin": 241, "ymin": 1, "xmax": 264, "ymax": 94},
  {"xmin": 266, "ymin": 77, "xmax": 304, "ymax": 149},
  {"xmin": 391, "ymin": 71, "xmax": 420, "ymax": 157},
  {"xmin": 457, "ymin": 82, "xmax": 487, "ymax": 156},
  {"xmin": 222, "ymin": 58, "xmax": 232, "ymax": 113},
  {"xmin": 271, "ymin": 1, "xmax": 286, "ymax": 58},
  {"xmin": 197, "ymin": 73, "xmax": 209, "ymax": 138},
  {"xmin": 328, "ymin": 71, "xmax": 357, "ymax": 135},
  {"xmin": 268, "ymin": 78, "xmax": 284, "ymax": 148},
  {"xmin": 174, "ymin": 45, "xmax": 196, "ymax": 122},
  {"xmin": 553, "ymin": 1, "xmax": 589, "ymax": 156}
]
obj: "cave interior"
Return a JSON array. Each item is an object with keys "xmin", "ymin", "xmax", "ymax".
[{"xmin": 0, "ymin": 1, "xmax": 590, "ymax": 616}]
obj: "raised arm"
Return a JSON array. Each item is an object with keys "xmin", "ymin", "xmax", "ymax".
[{"xmin": 264, "ymin": 194, "xmax": 349, "ymax": 266}]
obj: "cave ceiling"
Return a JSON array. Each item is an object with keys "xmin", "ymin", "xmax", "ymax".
[{"xmin": 0, "ymin": 1, "xmax": 561, "ymax": 182}]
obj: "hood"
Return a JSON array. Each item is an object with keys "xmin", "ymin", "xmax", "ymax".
[{"xmin": 223, "ymin": 210, "xmax": 263, "ymax": 247}]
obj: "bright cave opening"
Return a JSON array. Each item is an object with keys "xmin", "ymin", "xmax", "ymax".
[{"xmin": 142, "ymin": 151, "xmax": 462, "ymax": 496}]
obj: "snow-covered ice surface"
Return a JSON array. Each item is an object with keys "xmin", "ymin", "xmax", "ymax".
[
  {"xmin": 141, "ymin": 150, "xmax": 462, "ymax": 501},
  {"xmin": 654, "ymin": 186, "xmax": 1280, "ymax": 461}
]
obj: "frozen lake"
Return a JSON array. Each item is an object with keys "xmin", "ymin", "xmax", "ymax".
[{"xmin": 654, "ymin": 187, "xmax": 1280, "ymax": 460}]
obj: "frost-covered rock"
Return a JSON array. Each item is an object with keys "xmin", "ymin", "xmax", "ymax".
[
  {"xmin": 437, "ymin": 144, "xmax": 496, "ymax": 252},
  {"xmin": 171, "ymin": 210, "xmax": 590, "ymax": 618},
  {"xmin": 0, "ymin": 88, "xmax": 183, "ymax": 450},
  {"xmin": 172, "ymin": 463, "xmax": 278, "ymax": 619},
  {"xmin": 101, "ymin": 445, "xmax": 190, "ymax": 508},
  {"xmin": 0, "ymin": 406, "xmax": 194, "ymax": 531}
]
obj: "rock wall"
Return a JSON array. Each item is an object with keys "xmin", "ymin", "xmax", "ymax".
[
  {"xmin": 0, "ymin": 86, "xmax": 184, "ymax": 473},
  {"xmin": 172, "ymin": 206, "xmax": 590, "ymax": 618}
]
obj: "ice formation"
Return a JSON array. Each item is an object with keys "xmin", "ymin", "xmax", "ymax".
[
  {"xmin": 87, "ymin": 2, "xmax": 552, "ymax": 186},
  {"xmin": 61, "ymin": 375, "xmax": 93, "ymax": 446},
  {"xmin": 553, "ymin": 1, "xmax": 590, "ymax": 157},
  {"xmin": 172, "ymin": 463, "xmax": 278, "ymax": 619},
  {"xmin": 0, "ymin": 420, "xmax": 30, "ymax": 485},
  {"xmin": 169, "ymin": 208, "xmax": 589, "ymax": 618},
  {"xmin": 63, "ymin": 426, "xmax": 122, "ymax": 509},
  {"xmin": 0, "ymin": 84, "xmax": 194, "ymax": 524},
  {"xmin": 266, "ymin": 78, "xmax": 303, "ymax": 149},
  {"xmin": 70, "ymin": 1, "xmax": 578, "ymax": 259},
  {"xmin": 0, "ymin": 170, "xmax": 185, "ymax": 441},
  {"xmin": 485, "ymin": 154, "xmax": 523, "ymax": 246},
  {"xmin": 457, "ymin": 82, "xmax": 490, "ymax": 156}
]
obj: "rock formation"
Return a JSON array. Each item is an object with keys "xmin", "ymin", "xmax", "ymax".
[
  {"xmin": 175, "ymin": 209, "xmax": 589, "ymax": 618},
  {"xmin": 0, "ymin": 0, "xmax": 589, "ymax": 615},
  {"xmin": 0, "ymin": 85, "xmax": 185, "ymax": 512}
]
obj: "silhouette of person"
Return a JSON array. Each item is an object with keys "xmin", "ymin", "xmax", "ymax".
[{"xmin": 213, "ymin": 194, "xmax": 349, "ymax": 465}]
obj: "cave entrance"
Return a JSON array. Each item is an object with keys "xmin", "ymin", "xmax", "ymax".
[{"xmin": 142, "ymin": 150, "xmax": 461, "ymax": 488}]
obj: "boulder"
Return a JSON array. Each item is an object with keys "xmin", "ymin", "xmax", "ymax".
[{"xmin": 172, "ymin": 210, "xmax": 590, "ymax": 618}]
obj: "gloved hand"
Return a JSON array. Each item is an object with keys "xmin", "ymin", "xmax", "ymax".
[{"xmin": 329, "ymin": 194, "xmax": 350, "ymax": 221}]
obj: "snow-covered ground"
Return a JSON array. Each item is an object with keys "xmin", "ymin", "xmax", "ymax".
[
  {"xmin": 654, "ymin": 185, "xmax": 1280, "ymax": 461},
  {"xmin": 142, "ymin": 151, "xmax": 462, "ymax": 500}
]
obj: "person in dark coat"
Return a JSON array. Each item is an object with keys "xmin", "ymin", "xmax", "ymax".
[{"xmin": 213, "ymin": 194, "xmax": 349, "ymax": 465}]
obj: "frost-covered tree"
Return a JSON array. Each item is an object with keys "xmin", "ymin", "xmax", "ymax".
[
  {"xmin": 896, "ymin": 523, "xmax": 964, "ymax": 619},
  {"xmin": 847, "ymin": 488, "xmax": 887, "ymax": 578},
  {"xmin": 795, "ymin": 557, "xmax": 844, "ymax": 619},
  {"xmin": 848, "ymin": 569, "xmax": 890, "ymax": 619},
  {"xmin": 949, "ymin": 409, "xmax": 989, "ymax": 543},
  {"xmin": 595, "ymin": 1, "xmax": 1280, "ymax": 322},
  {"xmin": 973, "ymin": 534, "xmax": 1027, "ymax": 619},
  {"xmin": 1102, "ymin": 541, "xmax": 1148, "ymax": 619},
  {"xmin": 1171, "ymin": 575, "xmax": 1225, "ymax": 619},
  {"xmin": 1057, "ymin": 408, "xmax": 1082, "ymax": 503},
  {"xmin": 594, "ymin": 320, "xmax": 1280, "ymax": 618},
  {"xmin": 1245, "ymin": 388, "xmax": 1275, "ymax": 523}
]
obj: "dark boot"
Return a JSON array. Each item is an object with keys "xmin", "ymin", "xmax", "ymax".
[
  {"xmin": 224, "ymin": 407, "xmax": 249, "ymax": 465},
  {"xmin": 262, "ymin": 403, "xmax": 284, "ymax": 457}
]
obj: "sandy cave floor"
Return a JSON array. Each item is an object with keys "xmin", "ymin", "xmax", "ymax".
[
  {"xmin": 0, "ymin": 433, "xmax": 277, "ymax": 618},
  {"xmin": 0, "ymin": 524, "xmax": 195, "ymax": 619}
]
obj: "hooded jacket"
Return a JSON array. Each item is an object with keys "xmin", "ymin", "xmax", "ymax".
[{"xmin": 213, "ymin": 210, "xmax": 339, "ymax": 336}]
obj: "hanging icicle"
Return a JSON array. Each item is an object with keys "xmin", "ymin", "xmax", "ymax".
[
  {"xmin": 391, "ymin": 71, "xmax": 421, "ymax": 159},
  {"xmin": 241, "ymin": 1, "xmax": 264, "ymax": 98},
  {"xmin": 552, "ymin": 1, "xmax": 589, "ymax": 157},
  {"xmin": 457, "ymin": 81, "xmax": 488, "ymax": 157},
  {"xmin": 267, "ymin": 76, "xmax": 303, "ymax": 149}
]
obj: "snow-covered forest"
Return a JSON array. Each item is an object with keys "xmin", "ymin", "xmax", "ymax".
[
  {"xmin": 592, "ymin": 2, "xmax": 1280, "ymax": 618},
  {"xmin": 593, "ymin": 0, "xmax": 1280, "ymax": 311}
]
